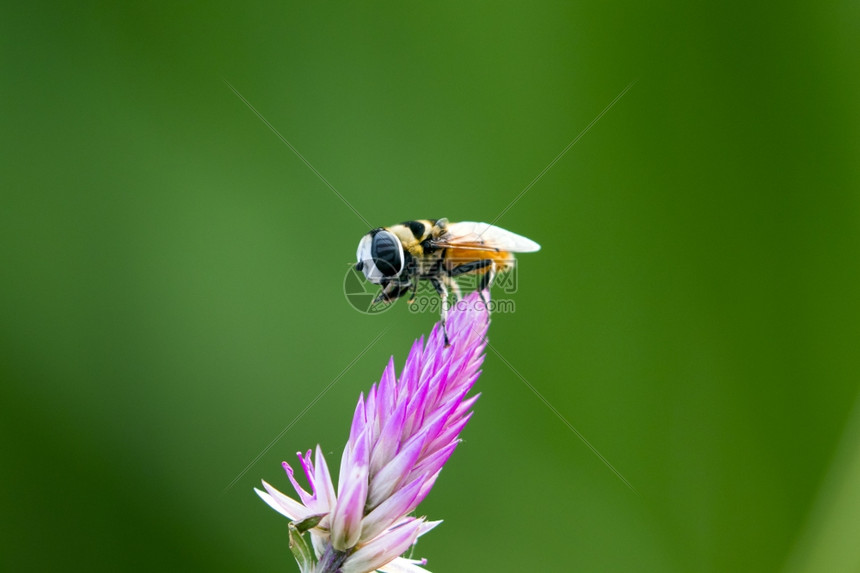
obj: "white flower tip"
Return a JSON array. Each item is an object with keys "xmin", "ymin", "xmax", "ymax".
[
  {"xmin": 377, "ymin": 556, "xmax": 431, "ymax": 573},
  {"xmin": 255, "ymin": 488, "xmax": 291, "ymax": 519},
  {"xmin": 417, "ymin": 519, "xmax": 443, "ymax": 537}
]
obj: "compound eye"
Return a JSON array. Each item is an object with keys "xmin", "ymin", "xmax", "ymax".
[
  {"xmin": 371, "ymin": 230, "xmax": 404, "ymax": 277},
  {"xmin": 355, "ymin": 234, "xmax": 375, "ymax": 278}
]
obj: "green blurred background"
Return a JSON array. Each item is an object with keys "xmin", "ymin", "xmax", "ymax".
[{"xmin": 2, "ymin": 1, "xmax": 859, "ymax": 571}]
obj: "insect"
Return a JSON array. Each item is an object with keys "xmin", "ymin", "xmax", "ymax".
[{"xmin": 355, "ymin": 218, "xmax": 540, "ymax": 344}]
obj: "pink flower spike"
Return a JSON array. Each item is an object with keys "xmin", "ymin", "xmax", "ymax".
[{"xmin": 258, "ymin": 291, "xmax": 490, "ymax": 573}]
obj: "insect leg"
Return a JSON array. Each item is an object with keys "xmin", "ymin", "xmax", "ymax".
[
  {"xmin": 443, "ymin": 274, "xmax": 462, "ymax": 301},
  {"xmin": 476, "ymin": 264, "xmax": 496, "ymax": 319},
  {"xmin": 429, "ymin": 277, "xmax": 451, "ymax": 346},
  {"xmin": 449, "ymin": 259, "xmax": 492, "ymax": 304},
  {"xmin": 449, "ymin": 259, "xmax": 493, "ymax": 277},
  {"xmin": 373, "ymin": 281, "xmax": 411, "ymax": 304},
  {"xmin": 476, "ymin": 265, "xmax": 496, "ymax": 291},
  {"xmin": 407, "ymin": 277, "xmax": 420, "ymax": 304}
]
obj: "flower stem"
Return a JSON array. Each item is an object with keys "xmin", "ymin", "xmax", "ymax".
[{"xmin": 314, "ymin": 544, "xmax": 350, "ymax": 573}]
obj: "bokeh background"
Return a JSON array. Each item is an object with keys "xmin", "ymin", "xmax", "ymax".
[{"xmin": 3, "ymin": 1, "xmax": 859, "ymax": 571}]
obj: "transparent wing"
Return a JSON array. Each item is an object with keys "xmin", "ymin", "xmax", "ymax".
[{"xmin": 432, "ymin": 221, "xmax": 541, "ymax": 253}]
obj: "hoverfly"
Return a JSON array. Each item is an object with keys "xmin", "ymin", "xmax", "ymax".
[{"xmin": 355, "ymin": 218, "xmax": 540, "ymax": 344}]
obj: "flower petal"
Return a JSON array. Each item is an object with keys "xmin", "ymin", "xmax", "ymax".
[
  {"xmin": 331, "ymin": 428, "xmax": 370, "ymax": 550},
  {"xmin": 399, "ymin": 337, "xmax": 425, "ymax": 396},
  {"xmin": 413, "ymin": 470, "xmax": 441, "ymax": 508},
  {"xmin": 360, "ymin": 473, "xmax": 425, "ymax": 542},
  {"xmin": 257, "ymin": 481, "xmax": 311, "ymax": 521},
  {"xmin": 348, "ymin": 392, "xmax": 368, "ymax": 456},
  {"xmin": 424, "ymin": 411, "xmax": 473, "ymax": 459},
  {"xmin": 367, "ymin": 427, "xmax": 425, "ymax": 508},
  {"xmin": 377, "ymin": 557, "xmax": 430, "ymax": 573},
  {"xmin": 313, "ymin": 445, "xmax": 337, "ymax": 510},
  {"xmin": 417, "ymin": 519, "xmax": 442, "ymax": 537},
  {"xmin": 286, "ymin": 453, "xmax": 316, "ymax": 508},
  {"xmin": 408, "ymin": 441, "xmax": 458, "ymax": 488},
  {"xmin": 370, "ymin": 395, "xmax": 408, "ymax": 477},
  {"xmin": 340, "ymin": 518, "xmax": 423, "ymax": 573},
  {"xmin": 401, "ymin": 376, "xmax": 431, "ymax": 439},
  {"xmin": 450, "ymin": 392, "xmax": 480, "ymax": 422},
  {"xmin": 376, "ymin": 357, "xmax": 398, "ymax": 430}
]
